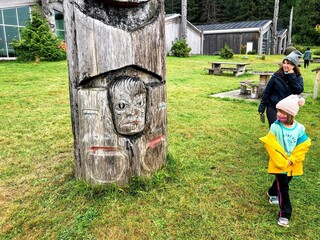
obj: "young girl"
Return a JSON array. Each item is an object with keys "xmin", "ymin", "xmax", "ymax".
[{"xmin": 260, "ymin": 95, "xmax": 311, "ymax": 227}]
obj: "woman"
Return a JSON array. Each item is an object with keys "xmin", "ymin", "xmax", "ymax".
[{"xmin": 258, "ymin": 51, "xmax": 304, "ymax": 127}]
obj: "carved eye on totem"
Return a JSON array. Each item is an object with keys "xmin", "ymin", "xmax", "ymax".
[
  {"xmin": 134, "ymin": 95, "xmax": 145, "ymax": 107},
  {"xmin": 115, "ymin": 100, "xmax": 128, "ymax": 111}
]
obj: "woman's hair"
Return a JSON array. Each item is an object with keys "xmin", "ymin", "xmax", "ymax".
[
  {"xmin": 278, "ymin": 109, "xmax": 295, "ymax": 125},
  {"xmin": 277, "ymin": 60, "xmax": 301, "ymax": 77}
]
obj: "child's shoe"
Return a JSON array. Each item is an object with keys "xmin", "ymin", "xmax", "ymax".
[
  {"xmin": 277, "ymin": 217, "xmax": 289, "ymax": 227},
  {"xmin": 267, "ymin": 192, "xmax": 279, "ymax": 205}
]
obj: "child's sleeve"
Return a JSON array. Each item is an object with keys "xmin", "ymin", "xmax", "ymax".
[{"xmin": 289, "ymin": 129, "xmax": 311, "ymax": 164}]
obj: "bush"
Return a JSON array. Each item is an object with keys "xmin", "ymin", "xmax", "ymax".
[
  {"xmin": 296, "ymin": 45, "xmax": 306, "ymax": 53},
  {"xmin": 240, "ymin": 45, "xmax": 246, "ymax": 54},
  {"xmin": 170, "ymin": 39, "xmax": 192, "ymax": 57},
  {"xmin": 313, "ymin": 49, "xmax": 320, "ymax": 55},
  {"xmin": 219, "ymin": 44, "xmax": 234, "ymax": 59},
  {"xmin": 247, "ymin": 50, "xmax": 257, "ymax": 55},
  {"xmin": 12, "ymin": 5, "xmax": 66, "ymax": 62}
]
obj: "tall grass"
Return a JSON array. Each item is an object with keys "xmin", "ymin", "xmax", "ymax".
[{"xmin": 0, "ymin": 55, "xmax": 319, "ymax": 239}]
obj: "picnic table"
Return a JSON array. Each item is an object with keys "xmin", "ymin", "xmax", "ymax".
[
  {"xmin": 312, "ymin": 57, "xmax": 320, "ymax": 63},
  {"xmin": 311, "ymin": 67, "xmax": 320, "ymax": 99},
  {"xmin": 239, "ymin": 71, "xmax": 274, "ymax": 99},
  {"xmin": 252, "ymin": 71, "xmax": 274, "ymax": 85},
  {"xmin": 206, "ymin": 62, "xmax": 251, "ymax": 76}
]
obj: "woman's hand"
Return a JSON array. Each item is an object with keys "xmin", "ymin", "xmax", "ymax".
[{"xmin": 287, "ymin": 66, "xmax": 294, "ymax": 73}]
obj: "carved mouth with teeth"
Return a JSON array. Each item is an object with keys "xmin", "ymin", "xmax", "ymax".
[{"xmin": 96, "ymin": 0, "xmax": 149, "ymax": 7}]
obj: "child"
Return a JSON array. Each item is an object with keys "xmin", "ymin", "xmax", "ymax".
[
  {"xmin": 303, "ymin": 47, "xmax": 312, "ymax": 69},
  {"xmin": 259, "ymin": 95, "xmax": 311, "ymax": 227}
]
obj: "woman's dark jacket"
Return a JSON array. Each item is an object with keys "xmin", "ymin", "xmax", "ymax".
[{"xmin": 258, "ymin": 71, "xmax": 304, "ymax": 113}]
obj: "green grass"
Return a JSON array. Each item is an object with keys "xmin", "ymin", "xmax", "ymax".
[{"xmin": 0, "ymin": 55, "xmax": 319, "ymax": 239}]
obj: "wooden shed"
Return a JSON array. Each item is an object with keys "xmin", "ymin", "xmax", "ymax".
[
  {"xmin": 276, "ymin": 29, "xmax": 288, "ymax": 54},
  {"xmin": 165, "ymin": 14, "xmax": 202, "ymax": 55},
  {"xmin": 196, "ymin": 20, "xmax": 273, "ymax": 55}
]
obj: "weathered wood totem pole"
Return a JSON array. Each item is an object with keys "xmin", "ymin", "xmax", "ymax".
[{"xmin": 63, "ymin": 0, "xmax": 167, "ymax": 185}]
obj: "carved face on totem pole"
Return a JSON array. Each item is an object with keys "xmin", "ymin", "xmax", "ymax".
[
  {"xmin": 76, "ymin": 0, "xmax": 159, "ymax": 31},
  {"xmin": 109, "ymin": 76, "xmax": 147, "ymax": 135}
]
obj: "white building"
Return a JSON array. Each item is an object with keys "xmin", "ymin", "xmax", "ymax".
[
  {"xmin": 0, "ymin": 0, "xmax": 64, "ymax": 59},
  {"xmin": 165, "ymin": 14, "xmax": 202, "ymax": 55}
]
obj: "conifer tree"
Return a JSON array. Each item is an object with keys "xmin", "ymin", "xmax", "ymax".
[{"xmin": 12, "ymin": 6, "xmax": 66, "ymax": 62}]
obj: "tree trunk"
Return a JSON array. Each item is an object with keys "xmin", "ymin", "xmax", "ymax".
[{"xmin": 63, "ymin": 0, "xmax": 167, "ymax": 185}]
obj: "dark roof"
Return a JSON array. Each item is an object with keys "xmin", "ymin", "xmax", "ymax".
[
  {"xmin": 277, "ymin": 29, "xmax": 287, "ymax": 36},
  {"xmin": 196, "ymin": 20, "xmax": 272, "ymax": 31}
]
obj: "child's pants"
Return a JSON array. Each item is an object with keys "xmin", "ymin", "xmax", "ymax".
[
  {"xmin": 268, "ymin": 174, "xmax": 293, "ymax": 219},
  {"xmin": 304, "ymin": 60, "xmax": 310, "ymax": 68}
]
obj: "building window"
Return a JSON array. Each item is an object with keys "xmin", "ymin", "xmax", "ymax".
[
  {"xmin": 55, "ymin": 10, "xmax": 65, "ymax": 40},
  {"xmin": 0, "ymin": 6, "xmax": 65, "ymax": 58},
  {"xmin": 0, "ymin": 6, "xmax": 30, "ymax": 58}
]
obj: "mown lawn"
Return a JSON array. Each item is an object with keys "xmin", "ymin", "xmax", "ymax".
[{"xmin": 0, "ymin": 54, "xmax": 319, "ymax": 239}]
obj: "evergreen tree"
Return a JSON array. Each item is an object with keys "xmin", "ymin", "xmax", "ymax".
[
  {"xmin": 12, "ymin": 6, "xmax": 66, "ymax": 62},
  {"xmin": 163, "ymin": 0, "xmax": 319, "ymax": 45},
  {"xmin": 220, "ymin": 0, "xmax": 241, "ymax": 22},
  {"xmin": 200, "ymin": 0, "xmax": 223, "ymax": 23},
  {"xmin": 187, "ymin": 0, "xmax": 202, "ymax": 24},
  {"xmin": 292, "ymin": 0, "xmax": 320, "ymax": 45},
  {"xmin": 165, "ymin": 0, "xmax": 181, "ymax": 15},
  {"xmin": 255, "ymin": 0, "xmax": 275, "ymax": 20}
]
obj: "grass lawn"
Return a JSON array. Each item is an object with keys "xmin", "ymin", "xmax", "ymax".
[{"xmin": 0, "ymin": 54, "xmax": 320, "ymax": 239}]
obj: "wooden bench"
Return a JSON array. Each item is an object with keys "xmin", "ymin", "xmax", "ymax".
[
  {"xmin": 207, "ymin": 62, "xmax": 251, "ymax": 76},
  {"xmin": 221, "ymin": 67, "xmax": 237, "ymax": 71},
  {"xmin": 206, "ymin": 67, "xmax": 251, "ymax": 76},
  {"xmin": 239, "ymin": 80, "xmax": 254, "ymax": 94},
  {"xmin": 205, "ymin": 68, "xmax": 216, "ymax": 75},
  {"xmin": 312, "ymin": 57, "xmax": 320, "ymax": 63},
  {"xmin": 239, "ymin": 80, "xmax": 260, "ymax": 98}
]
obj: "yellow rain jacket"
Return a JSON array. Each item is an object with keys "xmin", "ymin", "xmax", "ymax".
[{"xmin": 260, "ymin": 132, "xmax": 311, "ymax": 176}]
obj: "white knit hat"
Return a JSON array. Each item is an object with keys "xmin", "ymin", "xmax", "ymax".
[{"xmin": 276, "ymin": 95, "xmax": 305, "ymax": 116}]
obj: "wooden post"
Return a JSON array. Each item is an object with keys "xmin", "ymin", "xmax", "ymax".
[
  {"xmin": 312, "ymin": 67, "xmax": 320, "ymax": 99},
  {"xmin": 272, "ymin": 0, "xmax": 279, "ymax": 55},
  {"xmin": 288, "ymin": 7, "xmax": 293, "ymax": 45},
  {"xmin": 63, "ymin": 0, "xmax": 167, "ymax": 185},
  {"xmin": 181, "ymin": 0, "xmax": 187, "ymax": 39}
]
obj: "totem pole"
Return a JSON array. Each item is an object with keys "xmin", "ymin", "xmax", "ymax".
[
  {"xmin": 41, "ymin": 0, "xmax": 55, "ymax": 32},
  {"xmin": 63, "ymin": 0, "xmax": 167, "ymax": 185}
]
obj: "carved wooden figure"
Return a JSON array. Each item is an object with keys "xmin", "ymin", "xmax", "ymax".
[{"xmin": 64, "ymin": 0, "xmax": 167, "ymax": 185}]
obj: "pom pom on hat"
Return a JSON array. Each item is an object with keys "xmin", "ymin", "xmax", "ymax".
[
  {"xmin": 276, "ymin": 95, "xmax": 305, "ymax": 116},
  {"xmin": 284, "ymin": 50, "xmax": 302, "ymax": 66}
]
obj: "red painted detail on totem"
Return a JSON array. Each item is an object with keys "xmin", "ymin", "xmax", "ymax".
[
  {"xmin": 89, "ymin": 146, "xmax": 119, "ymax": 152},
  {"xmin": 147, "ymin": 135, "xmax": 165, "ymax": 149}
]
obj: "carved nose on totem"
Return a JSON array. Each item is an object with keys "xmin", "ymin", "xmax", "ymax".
[{"xmin": 125, "ymin": 104, "xmax": 135, "ymax": 115}]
